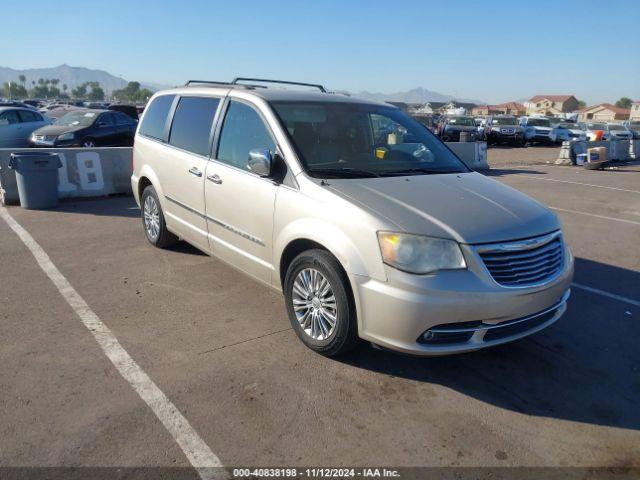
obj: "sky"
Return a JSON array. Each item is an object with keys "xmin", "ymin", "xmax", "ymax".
[{"xmin": 3, "ymin": 0, "xmax": 639, "ymax": 104}]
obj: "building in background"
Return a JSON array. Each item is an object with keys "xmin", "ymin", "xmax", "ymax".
[
  {"xmin": 629, "ymin": 101, "xmax": 640, "ymax": 121},
  {"xmin": 472, "ymin": 102, "xmax": 525, "ymax": 116},
  {"xmin": 577, "ymin": 103, "xmax": 631, "ymax": 122},
  {"xmin": 525, "ymin": 95, "xmax": 579, "ymax": 115}
]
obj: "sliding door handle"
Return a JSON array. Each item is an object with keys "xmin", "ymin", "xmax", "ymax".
[
  {"xmin": 188, "ymin": 167, "xmax": 202, "ymax": 177},
  {"xmin": 207, "ymin": 174, "xmax": 223, "ymax": 184}
]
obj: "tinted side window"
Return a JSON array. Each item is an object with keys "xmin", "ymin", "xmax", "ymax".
[
  {"xmin": 114, "ymin": 112, "xmax": 133, "ymax": 124},
  {"xmin": 0, "ymin": 110, "xmax": 20, "ymax": 124},
  {"xmin": 18, "ymin": 110, "xmax": 41, "ymax": 122},
  {"xmin": 169, "ymin": 96, "xmax": 220, "ymax": 156},
  {"xmin": 217, "ymin": 101, "xmax": 275, "ymax": 170},
  {"xmin": 139, "ymin": 94, "xmax": 175, "ymax": 141},
  {"xmin": 99, "ymin": 113, "xmax": 115, "ymax": 125}
]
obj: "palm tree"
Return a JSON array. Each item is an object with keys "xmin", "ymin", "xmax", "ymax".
[
  {"xmin": 19, "ymin": 74, "xmax": 26, "ymax": 88},
  {"xmin": 62, "ymin": 83, "xmax": 68, "ymax": 93}
]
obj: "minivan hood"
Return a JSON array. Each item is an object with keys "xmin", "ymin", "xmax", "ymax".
[{"xmin": 325, "ymin": 172, "xmax": 559, "ymax": 244}]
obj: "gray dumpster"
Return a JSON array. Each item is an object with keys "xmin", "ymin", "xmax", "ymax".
[
  {"xmin": 8, "ymin": 152, "xmax": 62, "ymax": 209},
  {"xmin": 459, "ymin": 131, "xmax": 474, "ymax": 142}
]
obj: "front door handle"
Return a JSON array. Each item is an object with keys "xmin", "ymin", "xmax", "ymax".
[
  {"xmin": 188, "ymin": 167, "xmax": 202, "ymax": 177},
  {"xmin": 207, "ymin": 174, "xmax": 223, "ymax": 184}
]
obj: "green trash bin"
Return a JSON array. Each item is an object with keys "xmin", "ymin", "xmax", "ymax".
[{"xmin": 8, "ymin": 152, "xmax": 62, "ymax": 210}]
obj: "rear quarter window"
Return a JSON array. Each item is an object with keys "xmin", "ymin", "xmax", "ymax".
[{"xmin": 139, "ymin": 95, "xmax": 176, "ymax": 141}]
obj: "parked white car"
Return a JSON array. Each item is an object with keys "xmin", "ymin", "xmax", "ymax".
[
  {"xmin": 549, "ymin": 123, "xmax": 587, "ymax": 144},
  {"xmin": 582, "ymin": 122, "xmax": 608, "ymax": 141},
  {"xmin": 0, "ymin": 107, "xmax": 51, "ymax": 147},
  {"xmin": 519, "ymin": 117, "xmax": 553, "ymax": 144},
  {"xmin": 606, "ymin": 124, "xmax": 633, "ymax": 140},
  {"xmin": 583, "ymin": 122, "xmax": 633, "ymax": 141}
]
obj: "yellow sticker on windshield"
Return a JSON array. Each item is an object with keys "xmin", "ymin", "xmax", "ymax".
[{"xmin": 376, "ymin": 148, "xmax": 388, "ymax": 159}]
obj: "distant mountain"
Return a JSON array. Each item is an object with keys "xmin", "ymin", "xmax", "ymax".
[
  {"xmin": 0, "ymin": 64, "xmax": 168, "ymax": 94},
  {"xmin": 353, "ymin": 87, "xmax": 483, "ymax": 105}
]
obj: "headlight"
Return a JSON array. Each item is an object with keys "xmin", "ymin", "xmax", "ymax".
[
  {"xmin": 57, "ymin": 132, "xmax": 74, "ymax": 141},
  {"xmin": 377, "ymin": 232, "xmax": 466, "ymax": 274}
]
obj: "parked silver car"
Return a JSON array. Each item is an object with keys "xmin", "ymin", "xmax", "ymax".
[
  {"xmin": 131, "ymin": 78, "xmax": 573, "ymax": 357},
  {"xmin": 0, "ymin": 106, "xmax": 50, "ymax": 147}
]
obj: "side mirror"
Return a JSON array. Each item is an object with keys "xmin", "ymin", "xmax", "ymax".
[{"xmin": 247, "ymin": 148, "xmax": 272, "ymax": 177}]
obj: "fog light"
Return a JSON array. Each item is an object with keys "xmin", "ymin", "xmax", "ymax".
[
  {"xmin": 422, "ymin": 331, "xmax": 436, "ymax": 342},
  {"xmin": 418, "ymin": 329, "xmax": 475, "ymax": 345}
]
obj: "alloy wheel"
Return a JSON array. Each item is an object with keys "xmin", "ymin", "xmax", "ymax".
[
  {"xmin": 292, "ymin": 268, "xmax": 338, "ymax": 341},
  {"xmin": 143, "ymin": 195, "xmax": 160, "ymax": 240}
]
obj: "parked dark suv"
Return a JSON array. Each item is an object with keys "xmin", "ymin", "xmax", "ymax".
[
  {"xmin": 436, "ymin": 115, "xmax": 478, "ymax": 141},
  {"xmin": 485, "ymin": 115, "xmax": 525, "ymax": 146},
  {"xmin": 30, "ymin": 109, "xmax": 137, "ymax": 148}
]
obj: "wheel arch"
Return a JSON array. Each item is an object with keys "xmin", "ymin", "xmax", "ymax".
[
  {"xmin": 135, "ymin": 165, "xmax": 166, "ymax": 210},
  {"xmin": 275, "ymin": 220, "xmax": 378, "ymax": 289}
]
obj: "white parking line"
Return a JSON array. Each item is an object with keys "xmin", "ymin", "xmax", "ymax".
[
  {"xmin": 550, "ymin": 206, "xmax": 640, "ymax": 226},
  {"xmin": 0, "ymin": 206, "xmax": 225, "ymax": 480},
  {"xmin": 572, "ymin": 283, "xmax": 640, "ymax": 308},
  {"xmin": 521, "ymin": 176, "xmax": 640, "ymax": 194}
]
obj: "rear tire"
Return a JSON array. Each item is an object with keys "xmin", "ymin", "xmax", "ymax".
[
  {"xmin": 284, "ymin": 249, "xmax": 359, "ymax": 357},
  {"xmin": 140, "ymin": 186, "xmax": 178, "ymax": 248}
]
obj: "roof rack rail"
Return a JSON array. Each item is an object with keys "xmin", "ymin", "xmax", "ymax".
[
  {"xmin": 184, "ymin": 80, "xmax": 232, "ymax": 86},
  {"xmin": 184, "ymin": 80, "xmax": 259, "ymax": 89},
  {"xmin": 232, "ymin": 77, "xmax": 327, "ymax": 93}
]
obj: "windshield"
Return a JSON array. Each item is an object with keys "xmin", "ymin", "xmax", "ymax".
[
  {"xmin": 492, "ymin": 117, "xmax": 518, "ymax": 126},
  {"xmin": 608, "ymin": 124, "xmax": 626, "ymax": 131},
  {"xmin": 271, "ymin": 102, "xmax": 469, "ymax": 178},
  {"xmin": 587, "ymin": 123, "xmax": 607, "ymax": 130},
  {"xmin": 55, "ymin": 111, "xmax": 98, "ymax": 127},
  {"xmin": 527, "ymin": 118, "xmax": 551, "ymax": 127},
  {"xmin": 448, "ymin": 116, "xmax": 475, "ymax": 126},
  {"xmin": 559, "ymin": 123, "xmax": 580, "ymax": 130}
]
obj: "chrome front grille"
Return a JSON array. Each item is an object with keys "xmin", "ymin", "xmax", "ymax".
[
  {"xmin": 33, "ymin": 134, "xmax": 56, "ymax": 142},
  {"xmin": 476, "ymin": 231, "xmax": 564, "ymax": 287}
]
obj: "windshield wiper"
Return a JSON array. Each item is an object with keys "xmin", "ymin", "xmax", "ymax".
[
  {"xmin": 384, "ymin": 168, "xmax": 463, "ymax": 176},
  {"xmin": 310, "ymin": 167, "xmax": 381, "ymax": 178}
]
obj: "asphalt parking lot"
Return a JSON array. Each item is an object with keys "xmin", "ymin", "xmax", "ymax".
[{"xmin": 1, "ymin": 155, "xmax": 639, "ymax": 478}]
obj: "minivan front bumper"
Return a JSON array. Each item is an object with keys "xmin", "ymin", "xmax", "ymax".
[{"xmin": 351, "ymin": 242, "xmax": 574, "ymax": 355}]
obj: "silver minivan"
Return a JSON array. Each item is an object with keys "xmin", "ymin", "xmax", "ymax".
[{"xmin": 131, "ymin": 78, "xmax": 573, "ymax": 357}]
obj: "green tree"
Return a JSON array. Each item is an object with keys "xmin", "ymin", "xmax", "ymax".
[
  {"xmin": 18, "ymin": 74, "xmax": 26, "ymax": 88},
  {"xmin": 577, "ymin": 99, "xmax": 586, "ymax": 109},
  {"xmin": 137, "ymin": 88, "xmax": 153, "ymax": 102},
  {"xmin": 112, "ymin": 81, "xmax": 152, "ymax": 103},
  {"xmin": 2, "ymin": 82, "xmax": 28, "ymax": 99},
  {"xmin": 71, "ymin": 83, "xmax": 88, "ymax": 99},
  {"xmin": 615, "ymin": 97, "xmax": 632, "ymax": 109},
  {"xmin": 31, "ymin": 85, "xmax": 51, "ymax": 99},
  {"xmin": 87, "ymin": 84, "xmax": 105, "ymax": 101}
]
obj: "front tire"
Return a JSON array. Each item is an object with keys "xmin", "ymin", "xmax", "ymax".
[
  {"xmin": 140, "ymin": 186, "xmax": 178, "ymax": 248},
  {"xmin": 284, "ymin": 249, "xmax": 359, "ymax": 357}
]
